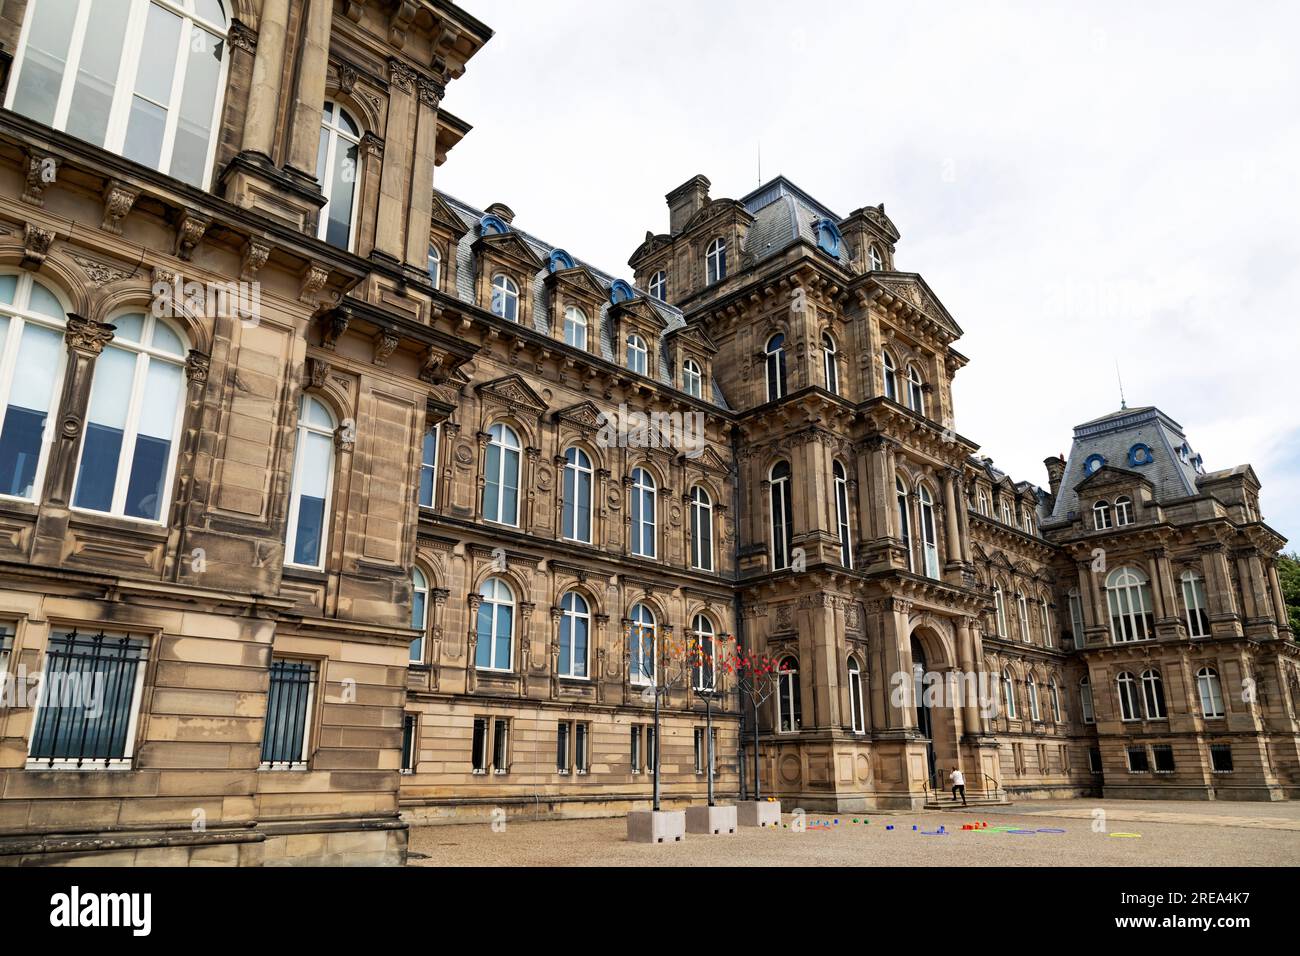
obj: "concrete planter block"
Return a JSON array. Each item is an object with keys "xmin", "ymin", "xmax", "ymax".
[
  {"xmin": 627, "ymin": 810, "xmax": 686, "ymax": 844},
  {"xmin": 736, "ymin": 800, "xmax": 782, "ymax": 828},
  {"xmin": 685, "ymin": 804, "xmax": 738, "ymax": 835}
]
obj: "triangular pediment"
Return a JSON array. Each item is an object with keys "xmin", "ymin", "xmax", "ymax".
[
  {"xmin": 609, "ymin": 296, "xmax": 668, "ymax": 332},
  {"xmin": 477, "ymin": 374, "xmax": 548, "ymax": 415},
  {"xmin": 683, "ymin": 198, "xmax": 754, "ymax": 234},
  {"xmin": 430, "ymin": 193, "xmax": 469, "ymax": 238},
  {"xmin": 1072, "ymin": 464, "xmax": 1151, "ymax": 495},
  {"xmin": 546, "ymin": 265, "xmax": 607, "ymax": 303},
  {"xmin": 473, "ymin": 231, "xmax": 543, "ymax": 271},
  {"xmin": 553, "ymin": 400, "xmax": 607, "ymax": 432},
  {"xmin": 666, "ymin": 323, "xmax": 718, "ymax": 355},
  {"xmin": 872, "ymin": 274, "xmax": 962, "ymax": 338},
  {"xmin": 629, "ymin": 231, "xmax": 672, "ymax": 267},
  {"xmin": 684, "ymin": 445, "xmax": 729, "ymax": 475}
]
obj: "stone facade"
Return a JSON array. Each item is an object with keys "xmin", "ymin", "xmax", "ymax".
[{"xmin": 0, "ymin": 1, "xmax": 1293, "ymax": 867}]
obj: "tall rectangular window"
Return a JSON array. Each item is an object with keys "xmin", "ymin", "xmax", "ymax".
[
  {"xmin": 630, "ymin": 725, "xmax": 642, "ymax": 774},
  {"xmin": 1088, "ymin": 748, "xmax": 1103, "ymax": 774},
  {"xmin": 556, "ymin": 721, "xmax": 571, "ymax": 774},
  {"xmin": 418, "ymin": 424, "xmax": 439, "ymax": 509},
  {"xmin": 1126, "ymin": 746, "xmax": 1150, "ymax": 773},
  {"xmin": 492, "ymin": 718, "xmax": 509, "ymax": 774},
  {"xmin": 259, "ymin": 659, "xmax": 316, "ymax": 770},
  {"xmin": 1152, "ymin": 744, "xmax": 1175, "ymax": 773},
  {"xmin": 0, "ymin": 626, "xmax": 12, "ymax": 678},
  {"xmin": 575, "ymin": 723, "xmax": 588, "ymax": 774},
  {"xmin": 646, "ymin": 726, "xmax": 656, "ymax": 775},
  {"xmin": 693, "ymin": 727, "xmax": 706, "ymax": 773},
  {"xmin": 28, "ymin": 630, "xmax": 149, "ymax": 770},
  {"xmin": 401, "ymin": 714, "xmax": 418, "ymax": 773},
  {"xmin": 1210, "ymin": 744, "xmax": 1233, "ymax": 773},
  {"xmin": 472, "ymin": 717, "xmax": 488, "ymax": 773}
]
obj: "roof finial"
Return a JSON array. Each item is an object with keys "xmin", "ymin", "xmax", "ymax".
[{"xmin": 1116, "ymin": 360, "xmax": 1127, "ymax": 410}]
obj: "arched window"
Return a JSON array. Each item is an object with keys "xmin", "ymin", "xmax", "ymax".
[
  {"xmin": 906, "ymin": 365, "xmax": 925, "ymax": 415},
  {"xmin": 490, "ymin": 274, "xmax": 520, "ymax": 323},
  {"xmin": 318, "ymin": 101, "xmax": 362, "ymax": 249},
  {"xmin": 1049, "ymin": 679, "xmax": 1062, "ymax": 721},
  {"xmin": 427, "ymin": 245, "xmax": 441, "ymax": 290},
  {"xmin": 1068, "ymin": 588, "xmax": 1085, "ymax": 644},
  {"xmin": 1181, "ymin": 570, "xmax": 1211, "ymax": 638},
  {"xmin": 833, "ymin": 461, "xmax": 852, "ymax": 568},
  {"xmin": 0, "ymin": 273, "xmax": 68, "ymax": 501},
  {"xmin": 8, "ymin": 0, "xmax": 231, "ymax": 188},
  {"xmin": 765, "ymin": 333, "xmax": 786, "ymax": 402},
  {"xmin": 682, "ymin": 358, "xmax": 703, "ymax": 399},
  {"xmin": 1000, "ymin": 498, "xmax": 1013, "ymax": 525},
  {"xmin": 918, "ymin": 485, "xmax": 939, "ymax": 578},
  {"xmin": 284, "ymin": 395, "xmax": 335, "ymax": 569},
  {"xmin": 977, "ymin": 490, "xmax": 990, "ymax": 516},
  {"xmin": 648, "ymin": 270, "xmax": 667, "ymax": 302},
  {"xmin": 705, "ymin": 237, "xmax": 727, "ymax": 285},
  {"xmin": 896, "ymin": 477, "xmax": 914, "ymax": 573},
  {"xmin": 690, "ymin": 486, "xmax": 713, "ymax": 572},
  {"xmin": 475, "ymin": 577, "xmax": 514, "ymax": 671},
  {"xmin": 1114, "ymin": 495, "xmax": 1133, "ymax": 526},
  {"xmin": 630, "ymin": 467, "xmax": 657, "ymax": 558},
  {"xmin": 1116, "ymin": 671, "xmax": 1141, "ymax": 721},
  {"xmin": 882, "ymin": 350, "xmax": 898, "ymax": 401},
  {"xmin": 626, "ymin": 334, "xmax": 647, "ymax": 375},
  {"xmin": 1079, "ymin": 676, "xmax": 1095, "ymax": 723},
  {"xmin": 778, "ymin": 656, "xmax": 801, "ymax": 732},
  {"xmin": 418, "ymin": 423, "xmax": 439, "ymax": 508},
  {"xmin": 1095, "ymin": 497, "xmax": 1111, "ymax": 530},
  {"xmin": 628, "ymin": 602, "xmax": 656, "ymax": 685},
  {"xmin": 1106, "ymin": 567, "xmax": 1153, "ymax": 642},
  {"xmin": 1027, "ymin": 675, "xmax": 1041, "ymax": 721},
  {"xmin": 410, "ymin": 568, "xmax": 429, "ymax": 663},
  {"xmin": 1197, "ymin": 666, "xmax": 1224, "ymax": 718},
  {"xmin": 691, "ymin": 614, "xmax": 715, "ymax": 691},
  {"xmin": 558, "ymin": 591, "xmax": 590, "ymax": 678},
  {"xmin": 993, "ymin": 585, "xmax": 1008, "ymax": 637},
  {"xmin": 1001, "ymin": 669, "xmax": 1017, "ymax": 719},
  {"xmin": 869, "ymin": 245, "xmax": 884, "ymax": 271},
  {"xmin": 1017, "ymin": 593, "xmax": 1031, "ymax": 642},
  {"xmin": 73, "ymin": 312, "xmax": 187, "ymax": 523},
  {"xmin": 848, "ymin": 658, "xmax": 865, "ymax": 733},
  {"xmin": 1141, "ymin": 669, "xmax": 1166, "ymax": 719},
  {"xmin": 822, "ymin": 333, "xmax": 839, "ymax": 395},
  {"xmin": 482, "ymin": 423, "xmax": 521, "ymax": 527},
  {"xmin": 769, "ymin": 461, "xmax": 793, "ymax": 570},
  {"xmin": 561, "ymin": 446, "xmax": 592, "ymax": 544},
  {"xmin": 563, "ymin": 306, "xmax": 587, "ymax": 350}
]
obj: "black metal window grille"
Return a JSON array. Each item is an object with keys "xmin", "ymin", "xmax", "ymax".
[
  {"xmin": 556, "ymin": 721, "xmax": 570, "ymax": 773},
  {"xmin": 260, "ymin": 659, "xmax": 316, "ymax": 769},
  {"xmin": 1152, "ymin": 744, "xmax": 1176, "ymax": 773},
  {"xmin": 401, "ymin": 714, "xmax": 417, "ymax": 772},
  {"xmin": 1210, "ymin": 744, "xmax": 1234, "ymax": 773},
  {"xmin": 471, "ymin": 717, "xmax": 488, "ymax": 772},
  {"xmin": 28, "ymin": 630, "xmax": 148, "ymax": 769},
  {"xmin": 1127, "ymin": 746, "xmax": 1150, "ymax": 773},
  {"xmin": 575, "ymin": 723, "xmax": 588, "ymax": 774},
  {"xmin": 0, "ymin": 626, "xmax": 12, "ymax": 672},
  {"xmin": 630, "ymin": 725, "xmax": 641, "ymax": 772},
  {"xmin": 492, "ymin": 718, "xmax": 508, "ymax": 773}
]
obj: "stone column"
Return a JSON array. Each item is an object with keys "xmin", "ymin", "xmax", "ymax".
[
  {"xmin": 241, "ymin": 0, "xmax": 289, "ymax": 159},
  {"xmin": 285, "ymin": 0, "xmax": 334, "ymax": 180},
  {"xmin": 373, "ymin": 57, "xmax": 416, "ymax": 262},
  {"xmin": 1267, "ymin": 561, "xmax": 1291, "ymax": 630},
  {"xmin": 1235, "ymin": 552, "xmax": 1258, "ymax": 620},
  {"xmin": 956, "ymin": 617, "xmax": 982, "ymax": 737},
  {"xmin": 42, "ymin": 315, "xmax": 115, "ymax": 507},
  {"xmin": 405, "ymin": 76, "xmax": 445, "ymax": 269},
  {"xmin": 942, "ymin": 469, "xmax": 962, "ymax": 565}
]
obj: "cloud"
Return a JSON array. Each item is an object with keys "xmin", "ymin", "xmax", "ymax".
[{"xmin": 439, "ymin": 0, "xmax": 1300, "ymax": 543}]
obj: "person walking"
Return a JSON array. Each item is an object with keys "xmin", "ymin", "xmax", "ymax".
[{"xmin": 950, "ymin": 767, "xmax": 967, "ymax": 806}]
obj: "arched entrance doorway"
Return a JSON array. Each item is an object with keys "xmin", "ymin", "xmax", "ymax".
[{"xmin": 911, "ymin": 637, "xmax": 937, "ymax": 785}]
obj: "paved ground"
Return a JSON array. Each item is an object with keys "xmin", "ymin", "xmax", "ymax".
[{"xmin": 406, "ymin": 799, "xmax": 1300, "ymax": 867}]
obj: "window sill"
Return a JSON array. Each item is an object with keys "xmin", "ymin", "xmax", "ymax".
[
  {"xmin": 258, "ymin": 762, "xmax": 308, "ymax": 772},
  {"xmin": 26, "ymin": 759, "xmax": 132, "ymax": 772}
]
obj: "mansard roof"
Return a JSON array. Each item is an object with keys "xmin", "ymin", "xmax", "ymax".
[{"xmin": 737, "ymin": 176, "xmax": 856, "ymax": 271}]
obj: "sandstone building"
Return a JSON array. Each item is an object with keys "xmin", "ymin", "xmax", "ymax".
[{"xmin": 0, "ymin": 0, "xmax": 1293, "ymax": 866}]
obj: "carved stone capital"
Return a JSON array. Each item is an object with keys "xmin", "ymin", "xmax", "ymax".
[
  {"xmin": 185, "ymin": 349, "xmax": 211, "ymax": 384},
  {"xmin": 21, "ymin": 223, "xmax": 56, "ymax": 270},
  {"xmin": 65, "ymin": 314, "xmax": 116, "ymax": 355},
  {"xmin": 388, "ymin": 58, "xmax": 416, "ymax": 93},
  {"xmin": 305, "ymin": 356, "xmax": 331, "ymax": 392},
  {"xmin": 229, "ymin": 18, "xmax": 257, "ymax": 54}
]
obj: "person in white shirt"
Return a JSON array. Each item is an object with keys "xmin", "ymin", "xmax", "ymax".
[{"xmin": 949, "ymin": 768, "xmax": 967, "ymax": 806}]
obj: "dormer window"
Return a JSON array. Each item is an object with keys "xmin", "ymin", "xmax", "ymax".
[
  {"xmin": 682, "ymin": 359, "xmax": 703, "ymax": 399},
  {"xmin": 1128, "ymin": 443, "xmax": 1153, "ymax": 466},
  {"xmin": 626, "ymin": 334, "xmax": 648, "ymax": 376},
  {"xmin": 1114, "ymin": 495, "xmax": 1133, "ymax": 526},
  {"xmin": 648, "ymin": 271, "xmax": 667, "ymax": 302},
  {"xmin": 563, "ymin": 306, "xmax": 587, "ymax": 350},
  {"xmin": 815, "ymin": 219, "xmax": 842, "ymax": 257},
  {"xmin": 491, "ymin": 274, "xmax": 520, "ymax": 322},
  {"xmin": 1000, "ymin": 499, "xmax": 1013, "ymax": 525},
  {"xmin": 1084, "ymin": 454, "xmax": 1106, "ymax": 476},
  {"xmin": 706, "ymin": 238, "xmax": 727, "ymax": 285},
  {"xmin": 869, "ymin": 245, "xmax": 884, "ymax": 271},
  {"xmin": 548, "ymin": 249, "xmax": 575, "ymax": 272},
  {"xmin": 1093, "ymin": 500, "xmax": 1112, "ymax": 530},
  {"xmin": 427, "ymin": 246, "xmax": 441, "ymax": 290}
]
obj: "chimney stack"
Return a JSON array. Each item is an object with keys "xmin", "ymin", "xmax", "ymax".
[
  {"xmin": 666, "ymin": 175, "xmax": 711, "ymax": 234},
  {"xmin": 1044, "ymin": 455, "xmax": 1066, "ymax": 496}
]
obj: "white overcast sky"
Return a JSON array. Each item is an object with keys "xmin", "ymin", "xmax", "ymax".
[{"xmin": 437, "ymin": 0, "xmax": 1300, "ymax": 546}]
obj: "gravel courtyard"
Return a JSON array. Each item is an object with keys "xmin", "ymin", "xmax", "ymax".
[{"xmin": 406, "ymin": 799, "xmax": 1300, "ymax": 867}]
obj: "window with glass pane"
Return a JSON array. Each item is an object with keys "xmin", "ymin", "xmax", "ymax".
[
  {"xmin": 919, "ymin": 485, "xmax": 939, "ymax": 578},
  {"xmin": 0, "ymin": 275, "xmax": 67, "ymax": 501},
  {"xmin": 882, "ymin": 350, "xmax": 898, "ymax": 401},
  {"xmin": 8, "ymin": 0, "xmax": 230, "ymax": 188},
  {"xmin": 471, "ymin": 717, "xmax": 488, "ymax": 772},
  {"xmin": 896, "ymin": 478, "xmax": 913, "ymax": 573},
  {"xmin": 259, "ymin": 659, "xmax": 316, "ymax": 769},
  {"xmin": 27, "ymin": 630, "xmax": 148, "ymax": 769},
  {"xmin": 1080, "ymin": 677, "xmax": 1095, "ymax": 723},
  {"xmin": 401, "ymin": 714, "xmax": 417, "ymax": 772},
  {"xmin": 72, "ymin": 313, "xmax": 186, "ymax": 522},
  {"xmin": 765, "ymin": 334, "xmax": 786, "ymax": 402},
  {"xmin": 630, "ymin": 467, "xmax": 656, "ymax": 558},
  {"xmin": 1181, "ymin": 571, "xmax": 1211, "ymax": 637},
  {"xmin": 626, "ymin": 334, "xmax": 647, "ymax": 375},
  {"xmin": 1106, "ymin": 567, "xmax": 1153, "ymax": 642},
  {"xmin": 690, "ymin": 486, "xmax": 713, "ymax": 571},
  {"xmin": 628, "ymin": 603, "xmax": 655, "ymax": 685},
  {"xmin": 691, "ymin": 615, "xmax": 714, "ymax": 691},
  {"xmin": 630, "ymin": 725, "xmax": 642, "ymax": 771},
  {"xmin": 848, "ymin": 659, "xmax": 864, "ymax": 732},
  {"xmin": 834, "ymin": 462, "xmax": 852, "ymax": 568},
  {"xmin": 492, "ymin": 718, "xmax": 509, "ymax": 772},
  {"xmin": 475, "ymin": 578, "xmax": 514, "ymax": 671},
  {"xmin": 778, "ymin": 657, "xmax": 801, "ymax": 732},
  {"xmin": 419, "ymin": 424, "xmax": 439, "ymax": 508},
  {"xmin": 483, "ymin": 423, "xmax": 520, "ymax": 526},
  {"xmin": 491, "ymin": 274, "xmax": 519, "ymax": 322},
  {"xmin": 562, "ymin": 447, "xmax": 592, "ymax": 543},
  {"xmin": 648, "ymin": 271, "xmax": 666, "ymax": 302},
  {"xmin": 1117, "ymin": 672, "xmax": 1140, "ymax": 720},
  {"xmin": 558, "ymin": 592, "xmax": 589, "ymax": 678},
  {"xmin": 706, "ymin": 238, "xmax": 727, "ymax": 284},
  {"xmin": 285, "ymin": 396, "xmax": 335, "ymax": 568},
  {"xmin": 556, "ymin": 721, "xmax": 571, "ymax": 773},
  {"xmin": 427, "ymin": 246, "xmax": 441, "ymax": 290},
  {"xmin": 563, "ymin": 306, "xmax": 587, "ymax": 350},
  {"xmin": 317, "ymin": 101, "xmax": 361, "ymax": 249},
  {"xmin": 575, "ymin": 723, "xmax": 588, "ymax": 773},
  {"xmin": 770, "ymin": 462, "xmax": 792, "ymax": 570},
  {"xmin": 682, "ymin": 359, "xmax": 702, "ymax": 398},
  {"xmin": 410, "ymin": 568, "xmax": 428, "ymax": 663}
]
